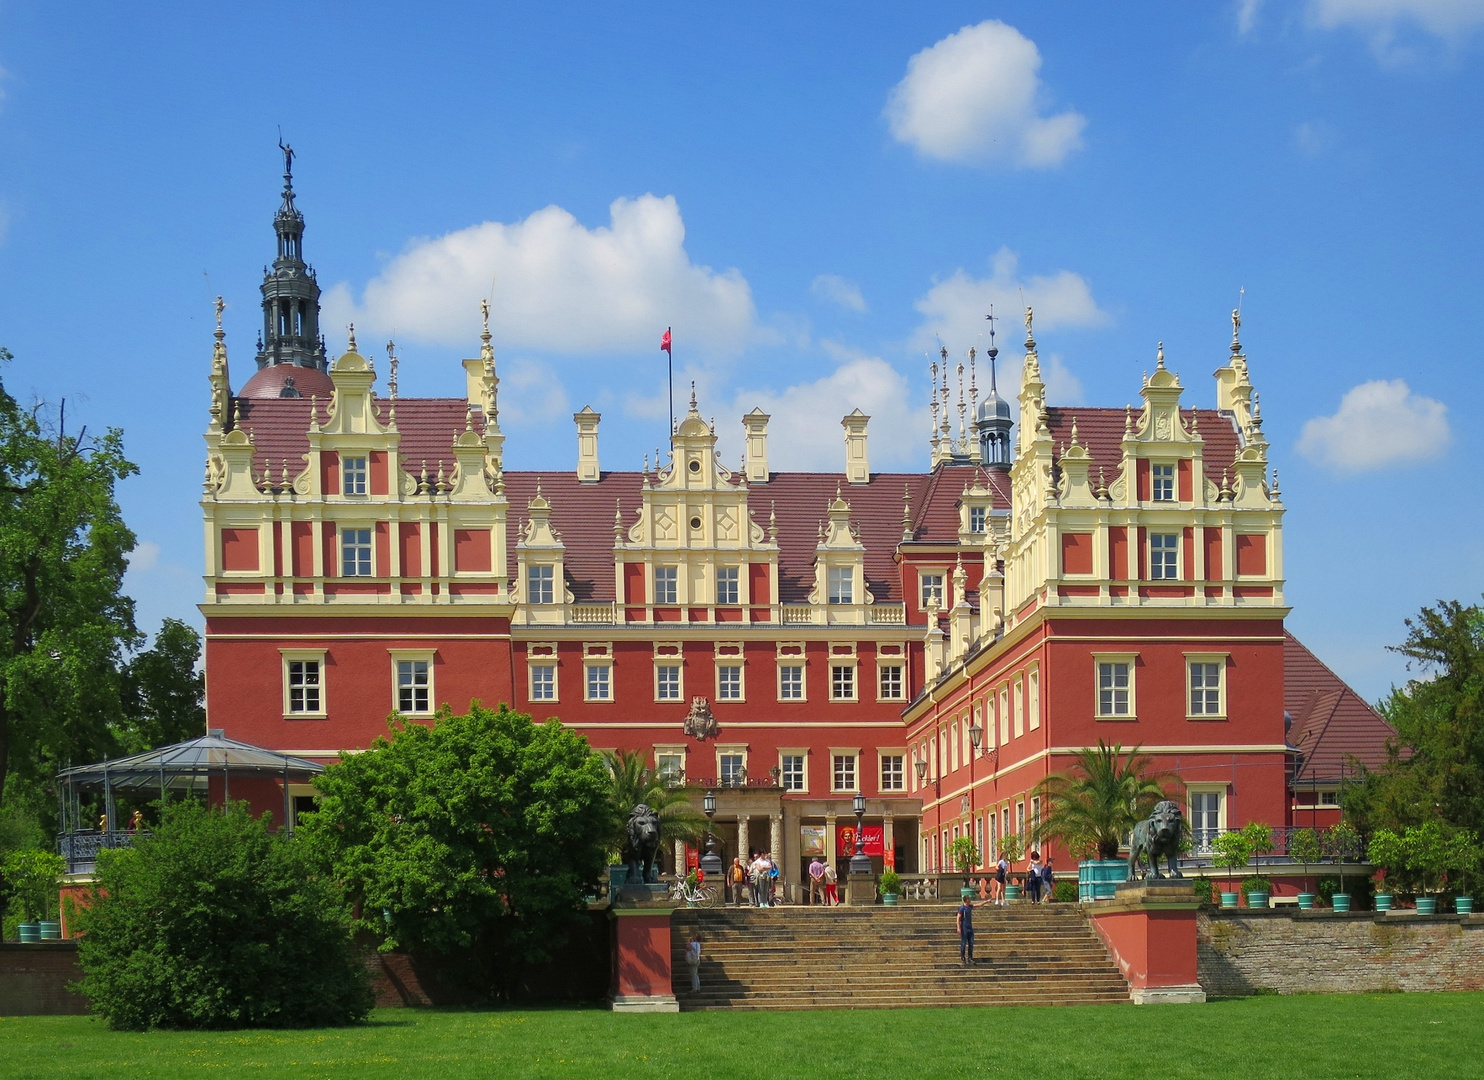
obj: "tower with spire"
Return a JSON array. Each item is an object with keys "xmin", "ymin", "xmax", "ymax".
[
  {"xmin": 240, "ymin": 142, "xmax": 331, "ymax": 399},
  {"xmin": 974, "ymin": 307, "xmax": 1014, "ymax": 468}
]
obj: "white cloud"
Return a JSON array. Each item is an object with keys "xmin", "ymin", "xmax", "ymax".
[
  {"xmin": 1297, "ymin": 379, "xmax": 1450, "ymax": 470},
  {"xmin": 1237, "ymin": 0, "xmax": 1265, "ymax": 34},
  {"xmin": 913, "ymin": 247, "xmax": 1107, "ymax": 353},
  {"xmin": 127, "ymin": 540, "xmax": 161, "ymax": 573},
  {"xmin": 811, "ymin": 274, "xmax": 867, "ymax": 313},
  {"xmin": 1310, "ymin": 0, "xmax": 1484, "ymax": 59},
  {"xmin": 731, "ymin": 347, "xmax": 927, "ymax": 471},
  {"xmin": 325, "ymin": 195, "xmax": 756, "ymax": 357},
  {"xmin": 499, "ymin": 358, "xmax": 570, "ymax": 426},
  {"xmin": 884, "ymin": 20, "xmax": 1086, "ymax": 168}
]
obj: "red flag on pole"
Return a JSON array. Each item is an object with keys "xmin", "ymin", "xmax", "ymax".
[{"xmin": 660, "ymin": 328, "xmax": 672, "ymax": 355}]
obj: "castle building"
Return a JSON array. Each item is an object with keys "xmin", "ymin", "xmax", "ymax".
[{"xmin": 201, "ymin": 158, "xmax": 1387, "ymax": 889}]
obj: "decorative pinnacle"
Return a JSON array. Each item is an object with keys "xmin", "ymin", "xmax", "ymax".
[
  {"xmin": 690, "ymin": 381, "xmax": 697, "ymax": 410},
  {"xmin": 1156, "ymin": 341, "xmax": 1166, "ymax": 369},
  {"xmin": 1024, "ymin": 305, "xmax": 1036, "ymax": 351},
  {"xmin": 1069, "ymin": 415, "xmax": 1080, "ymax": 445},
  {"xmin": 1124, "ymin": 404, "xmax": 1134, "ymax": 436},
  {"xmin": 347, "ymin": 323, "xmax": 357, "ymax": 352},
  {"xmin": 386, "ymin": 339, "xmax": 398, "ymax": 399},
  {"xmin": 1231, "ymin": 306, "xmax": 1243, "ymax": 354},
  {"xmin": 213, "ymin": 295, "xmax": 225, "ymax": 337}
]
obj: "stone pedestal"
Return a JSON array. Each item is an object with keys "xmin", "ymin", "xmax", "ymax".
[
  {"xmin": 845, "ymin": 871, "xmax": 876, "ymax": 907},
  {"xmin": 609, "ymin": 891, "xmax": 678, "ymax": 1012},
  {"xmin": 1086, "ymin": 880, "xmax": 1205, "ymax": 1004}
]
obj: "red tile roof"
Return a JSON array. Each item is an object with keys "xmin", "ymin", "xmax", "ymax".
[
  {"xmin": 1042, "ymin": 407, "xmax": 1244, "ymax": 486},
  {"xmin": 1284, "ymin": 632, "xmax": 1395, "ymax": 784}
]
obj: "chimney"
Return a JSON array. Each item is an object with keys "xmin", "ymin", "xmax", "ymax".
[
  {"xmin": 574, "ymin": 406, "xmax": 601, "ymax": 483},
  {"xmin": 742, "ymin": 408, "xmax": 770, "ymax": 483},
  {"xmin": 842, "ymin": 409, "xmax": 869, "ymax": 484}
]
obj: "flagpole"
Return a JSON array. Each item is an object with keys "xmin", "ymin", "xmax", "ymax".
[{"xmin": 666, "ymin": 326, "xmax": 674, "ymax": 448}]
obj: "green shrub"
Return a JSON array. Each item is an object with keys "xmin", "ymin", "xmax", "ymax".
[
  {"xmin": 1191, "ymin": 877, "xmax": 1214, "ymax": 906},
  {"xmin": 1241, "ymin": 876, "xmax": 1273, "ymax": 895},
  {"xmin": 878, "ymin": 868, "xmax": 901, "ymax": 895},
  {"xmin": 1052, "ymin": 879, "xmax": 1079, "ymax": 903},
  {"xmin": 76, "ymin": 801, "xmax": 371, "ymax": 1030},
  {"xmin": 1, "ymin": 849, "xmax": 64, "ymax": 922}
]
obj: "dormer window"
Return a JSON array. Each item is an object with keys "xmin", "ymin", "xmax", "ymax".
[
  {"xmin": 827, "ymin": 566, "xmax": 854, "ymax": 605},
  {"xmin": 969, "ymin": 506, "xmax": 987, "ymax": 533},
  {"xmin": 343, "ymin": 456, "xmax": 368, "ymax": 496},
  {"xmin": 1152, "ymin": 463, "xmax": 1174, "ymax": 502},
  {"xmin": 921, "ymin": 573, "xmax": 944, "ymax": 611},
  {"xmin": 528, "ymin": 565, "xmax": 555, "ymax": 605}
]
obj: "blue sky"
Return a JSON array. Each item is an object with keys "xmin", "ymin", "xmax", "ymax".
[{"xmin": 0, "ymin": 2, "xmax": 1480, "ymax": 702}]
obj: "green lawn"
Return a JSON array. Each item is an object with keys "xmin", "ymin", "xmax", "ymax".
[{"xmin": 3, "ymin": 993, "xmax": 1482, "ymax": 1080}]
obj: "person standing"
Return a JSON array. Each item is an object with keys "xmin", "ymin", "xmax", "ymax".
[
  {"xmin": 755, "ymin": 851, "xmax": 774, "ymax": 907},
  {"xmin": 823, "ymin": 861, "xmax": 839, "ymax": 906},
  {"xmin": 994, "ymin": 854, "xmax": 1008, "ymax": 905},
  {"xmin": 956, "ymin": 896, "xmax": 979, "ymax": 965},
  {"xmin": 1041, "ymin": 858, "xmax": 1055, "ymax": 903},
  {"xmin": 728, "ymin": 857, "xmax": 746, "ymax": 906},
  {"xmin": 808, "ymin": 856, "xmax": 826, "ymax": 905},
  {"xmin": 684, "ymin": 935, "xmax": 702, "ymax": 992},
  {"xmin": 1026, "ymin": 851, "xmax": 1044, "ymax": 904}
]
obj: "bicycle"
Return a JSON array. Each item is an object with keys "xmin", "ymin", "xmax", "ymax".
[{"xmin": 671, "ymin": 879, "xmax": 713, "ymax": 905}]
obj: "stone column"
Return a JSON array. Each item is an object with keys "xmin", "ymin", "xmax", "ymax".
[
  {"xmin": 674, "ymin": 838, "xmax": 686, "ymax": 877},
  {"xmin": 770, "ymin": 813, "xmax": 784, "ymax": 898},
  {"xmin": 738, "ymin": 815, "xmax": 750, "ymax": 860},
  {"xmin": 883, "ymin": 815, "xmax": 895, "ymax": 868},
  {"xmin": 825, "ymin": 813, "xmax": 837, "ymax": 863}
]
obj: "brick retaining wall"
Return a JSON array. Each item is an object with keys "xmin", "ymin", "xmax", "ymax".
[
  {"xmin": 0, "ymin": 943, "xmax": 86, "ymax": 1016},
  {"xmin": 1198, "ymin": 910, "xmax": 1484, "ymax": 996}
]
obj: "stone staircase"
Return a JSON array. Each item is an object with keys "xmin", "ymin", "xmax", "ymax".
[{"xmin": 670, "ymin": 903, "xmax": 1130, "ymax": 1011}]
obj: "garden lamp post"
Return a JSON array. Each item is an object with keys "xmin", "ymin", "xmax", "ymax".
[
  {"xmin": 700, "ymin": 790, "xmax": 723, "ymax": 879},
  {"xmin": 969, "ymin": 723, "xmax": 983, "ymax": 870},
  {"xmin": 915, "ymin": 758, "xmax": 929, "ymax": 871},
  {"xmin": 850, "ymin": 791, "xmax": 873, "ymax": 875}
]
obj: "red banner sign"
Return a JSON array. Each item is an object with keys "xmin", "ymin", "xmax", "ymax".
[{"xmin": 837, "ymin": 825, "xmax": 884, "ymax": 857}]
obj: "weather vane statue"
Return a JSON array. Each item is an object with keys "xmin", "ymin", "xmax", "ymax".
[{"xmin": 278, "ymin": 136, "xmax": 295, "ymax": 179}]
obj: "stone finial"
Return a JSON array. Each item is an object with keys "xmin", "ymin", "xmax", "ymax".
[
  {"xmin": 1156, "ymin": 341, "xmax": 1166, "ymax": 369},
  {"xmin": 347, "ymin": 323, "xmax": 357, "ymax": 352}
]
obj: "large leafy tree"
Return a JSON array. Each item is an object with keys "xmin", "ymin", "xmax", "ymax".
[
  {"xmin": 304, "ymin": 703, "xmax": 613, "ymax": 996},
  {"xmin": 1031, "ymin": 741, "xmax": 1170, "ymax": 860},
  {"xmin": 1344, "ymin": 598, "xmax": 1484, "ymax": 835},
  {"xmin": 0, "ymin": 348, "xmax": 139, "ymax": 809},
  {"xmin": 603, "ymin": 748, "xmax": 705, "ymax": 863},
  {"xmin": 76, "ymin": 800, "xmax": 371, "ymax": 1030},
  {"xmin": 118, "ymin": 618, "xmax": 205, "ymax": 754}
]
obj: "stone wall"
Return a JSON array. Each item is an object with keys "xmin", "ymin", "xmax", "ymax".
[
  {"xmin": 0, "ymin": 943, "xmax": 86, "ymax": 1016},
  {"xmin": 1198, "ymin": 910, "xmax": 1484, "ymax": 996}
]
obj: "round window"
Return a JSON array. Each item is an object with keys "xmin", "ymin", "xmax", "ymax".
[
  {"xmin": 690, "ymin": 516, "xmax": 702, "ymax": 530},
  {"xmin": 688, "ymin": 459, "xmax": 701, "ymax": 473}
]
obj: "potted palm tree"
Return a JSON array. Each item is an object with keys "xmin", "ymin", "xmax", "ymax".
[
  {"xmin": 999, "ymin": 832, "xmax": 1025, "ymax": 900},
  {"xmin": 948, "ymin": 836, "xmax": 981, "ymax": 899},
  {"xmin": 1289, "ymin": 827, "xmax": 1321, "ymax": 909},
  {"xmin": 604, "ymin": 749, "xmax": 707, "ymax": 889},
  {"xmin": 1032, "ymin": 741, "xmax": 1167, "ymax": 902}
]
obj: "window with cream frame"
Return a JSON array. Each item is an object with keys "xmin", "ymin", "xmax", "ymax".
[
  {"xmin": 1185, "ymin": 653, "xmax": 1228, "ymax": 718},
  {"xmin": 528, "ymin": 642, "xmax": 558, "ymax": 703},
  {"xmin": 583, "ymin": 642, "xmax": 614, "ymax": 703},
  {"xmin": 717, "ymin": 745, "xmax": 749, "ymax": 788},
  {"xmin": 879, "ymin": 750, "xmax": 905, "ymax": 792},
  {"xmin": 876, "ymin": 642, "xmax": 906, "ymax": 702},
  {"xmin": 1028, "ymin": 666, "xmax": 1041, "ymax": 731},
  {"xmin": 653, "ymin": 745, "xmax": 687, "ymax": 786},
  {"xmin": 779, "ymin": 748, "xmax": 809, "ymax": 793},
  {"xmin": 1093, "ymin": 653, "xmax": 1137, "ymax": 719},
  {"xmin": 830, "ymin": 748, "xmax": 860, "ymax": 793},
  {"xmin": 919, "ymin": 570, "xmax": 946, "ymax": 613},
  {"xmin": 714, "ymin": 642, "xmax": 745, "ymax": 702},
  {"xmin": 776, "ymin": 641, "xmax": 806, "ymax": 702},
  {"xmin": 389, "ymin": 649, "xmax": 435, "ymax": 715},
  {"xmin": 654, "ymin": 642, "xmax": 683, "ymax": 702},
  {"xmin": 282, "ymin": 649, "xmax": 326, "ymax": 717}
]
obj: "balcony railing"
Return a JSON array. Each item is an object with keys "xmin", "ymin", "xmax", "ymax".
[
  {"xmin": 58, "ymin": 829, "xmax": 148, "ymax": 875},
  {"xmin": 570, "ymin": 603, "xmax": 617, "ymax": 624},
  {"xmin": 1184, "ymin": 825, "xmax": 1366, "ymax": 867},
  {"xmin": 869, "ymin": 603, "xmax": 907, "ymax": 624}
]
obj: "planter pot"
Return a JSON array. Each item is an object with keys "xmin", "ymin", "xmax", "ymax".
[
  {"xmin": 1455, "ymin": 896, "xmax": 1473, "ymax": 915},
  {"xmin": 17, "ymin": 922, "xmax": 40, "ymax": 943},
  {"xmin": 38, "ymin": 920, "xmax": 61, "ymax": 941},
  {"xmin": 960, "ymin": 886, "xmax": 976, "ymax": 900},
  {"xmin": 1415, "ymin": 897, "xmax": 1438, "ymax": 915},
  {"xmin": 1220, "ymin": 892, "xmax": 1240, "ymax": 910},
  {"xmin": 1296, "ymin": 893, "xmax": 1316, "ymax": 911},
  {"xmin": 1331, "ymin": 894, "xmax": 1352, "ymax": 912},
  {"xmin": 882, "ymin": 893, "xmax": 898, "ymax": 906},
  {"xmin": 1078, "ymin": 859, "xmax": 1130, "ymax": 902},
  {"xmin": 1375, "ymin": 893, "xmax": 1394, "ymax": 912},
  {"xmin": 1246, "ymin": 891, "xmax": 1270, "ymax": 909},
  {"xmin": 1005, "ymin": 884, "xmax": 1023, "ymax": 901}
]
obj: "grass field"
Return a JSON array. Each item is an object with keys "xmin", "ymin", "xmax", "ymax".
[{"xmin": 3, "ymin": 993, "xmax": 1482, "ymax": 1080}]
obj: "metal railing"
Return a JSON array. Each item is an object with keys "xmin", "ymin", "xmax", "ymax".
[
  {"xmin": 58, "ymin": 830, "xmax": 149, "ymax": 874},
  {"xmin": 1184, "ymin": 825, "xmax": 1365, "ymax": 867}
]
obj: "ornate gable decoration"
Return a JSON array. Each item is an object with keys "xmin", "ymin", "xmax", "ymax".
[{"xmin": 683, "ymin": 696, "xmax": 719, "ymax": 741}]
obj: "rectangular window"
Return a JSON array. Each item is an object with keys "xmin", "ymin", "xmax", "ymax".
[
  {"xmin": 287, "ymin": 659, "xmax": 321, "ymax": 714},
  {"xmin": 880, "ymin": 755, "xmax": 904, "ymax": 792},
  {"xmin": 878, "ymin": 664, "xmax": 904, "ymax": 701},
  {"xmin": 969, "ymin": 506, "xmax": 987, "ymax": 533},
  {"xmin": 342, "ymin": 456, "xmax": 368, "ymax": 496},
  {"xmin": 586, "ymin": 664, "xmax": 612, "ymax": 702},
  {"xmin": 999, "ymin": 687, "xmax": 1010, "ymax": 745},
  {"xmin": 1189, "ymin": 661, "xmax": 1222, "ymax": 715},
  {"xmin": 656, "ymin": 665, "xmax": 682, "ymax": 701},
  {"xmin": 833, "ymin": 754, "xmax": 857, "ymax": 792},
  {"xmin": 715, "ymin": 566, "xmax": 739, "ymax": 605},
  {"xmin": 720, "ymin": 753, "xmax": 746, "ymax": 788},
  {"xmin": 827, "ymin": 565, "xmax": 854, "ymax": 604},
  {"xmin": 530, "ymin": 664, "xmax": 556, "ymax": 701},
  {"xmin": 1028, "ymin": 669, "xmax": 1040, "ymax": 731},
  {"xmin": 341, "ymin": 528, "xmax": 372, "ymax": 577},
  {"xmin": 1098, "ymin": 662, "xmax": 1131, "ymax": 717},
  {"xmin": 654, "ymin": 566, "xmax": 678, "ymax": 605},
  {"xmin": 1190, "ymin": 791, "xmax": 1222, "ymax": 853},
  {"xmin": 1150, "ymin": 533, "xmax": 1179, "ymax": 580},
  {"xmin": 528, "ymin": 565, "xmax": 555, "ymax": 605},
  {"xmin": 1152, "ymin": 463, "xmax": 1174, "ymax": 502},
  {"xmin": 656, "ymin": 752, "xmax": 684, "ymax": 785},
  {"xmin": 831, "ymin": 664, "xmax": 856, "ymax": 701},
  {"xmin": 779, "ymin": 665, "xmax": 804, "ymax": 700},
  {"xmin": 921, "ymin": 573, "xmax": 944, "ymax": 611},
  {"xmin": 717, "ymin": 665, "xmax": 742, "ymax": 700},
  {"xmin": 1320, "ymin": 790, "xmax": 1339, "ymax": 806},
  {"xmin": 782, "ymin": 754, "xmax": 806, "ymax": 792},
  {"xmin": 1013, "ymin": 680, "xmax": 1024, "ymax": 738},
  {"xmin": 395, "ymin": 659, "xmax": 429, "ymax": 713}
]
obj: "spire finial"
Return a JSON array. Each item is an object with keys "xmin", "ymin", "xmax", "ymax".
[
  {"xmin": 386, "ymin": 339, "xmax": 399, "ymax": 399},
  {"xmin": 690, "ymin": 381, "xmax": 697, "ymax": 410},
  {"xmin": 1124, "ymin": 404, "xmax": 1134, "ymax": 436},
  {"xmin": 347, "ymin": 323, "xmax": 357, "ymax": 352},
  {"xmin": 1231, "ymin": 307, "xmax": 1243, "ymax": 355},
  {"xmin": 1024, "ymin": 305, "xmax": 1036, "ymax": 351},
  {"xmin": 1156, "ymin": 341, "xmax": 1166, "ymax": 369},
  {"xmin": 213, "ymin": 295, "xmax": 225, "ymax": 336},
  {"xmin": 278, "ymin": 135, "xmax": 295, "ymax": 189},
  {"xmin": 985, "ymin": 306, "xmax": 1000, "ymax": 393}
]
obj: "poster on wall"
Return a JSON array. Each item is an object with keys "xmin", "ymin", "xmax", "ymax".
[
  {"xmin": 836, "ymin": 825, "xmax": 884, "ymax": 857},
  {"xmin": 799, "ymin": 825, "xmax": 826, "ymax": 857}
]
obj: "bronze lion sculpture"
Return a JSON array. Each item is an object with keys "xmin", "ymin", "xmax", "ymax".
[
  {"xmin": 1128, "ymin": 800, "xmax": 1184, "ymax": 880},
  {"xmin": 623, "ymin": 803, "xmax": 663, "ymax": 884}
]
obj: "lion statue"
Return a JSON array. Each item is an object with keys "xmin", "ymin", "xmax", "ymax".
[
  {"xmin": 1127, "ymin": 800, "xmax": 1184, "ymax": 880},
  {"xmin": 623, "ymin": 803, "xmax": 663, "ymax": 885}
]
